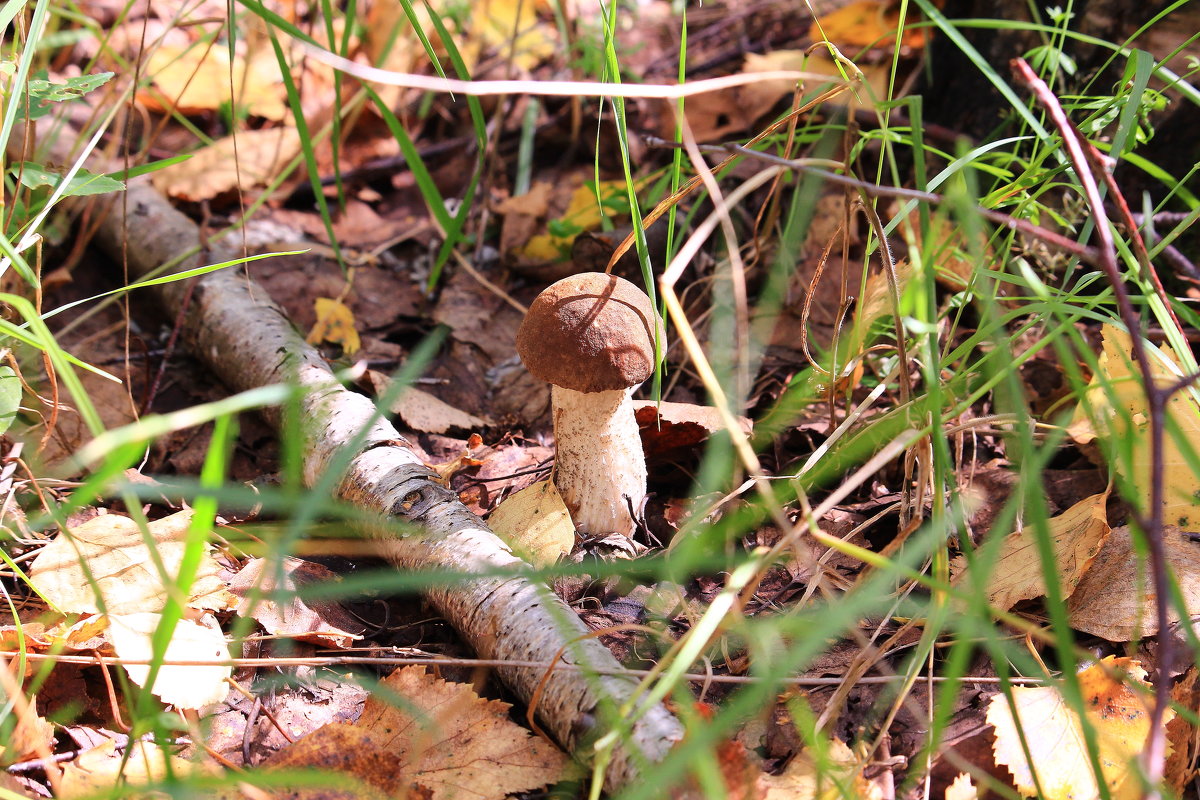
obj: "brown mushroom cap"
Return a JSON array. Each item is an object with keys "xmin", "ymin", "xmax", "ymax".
[{"xmin": 516, "ymin": 272, "xmax": 664, "ymax": 393}]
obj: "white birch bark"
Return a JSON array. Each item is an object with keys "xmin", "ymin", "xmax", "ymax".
[{"xmin": 58, "ymin": 164, "xmax": 684, "ymax": 787}]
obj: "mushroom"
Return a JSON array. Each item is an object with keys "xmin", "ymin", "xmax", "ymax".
[{"xmin": 516, "ymin": 272, "xmax": 664, "ymax": 537}]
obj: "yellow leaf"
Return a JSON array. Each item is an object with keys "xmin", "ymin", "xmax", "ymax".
[
  {"xmin": 951, "ymin": 492, "xmax": 1111, "ymax": 612},
  {"xmin": 518, "ymin": 178, "xmax": 637, "ymax": 262},
  {"xmin": 470, "ymin": 0, "xmax": 555, "ymax": 71},
  {"xmin": 1070, "ymin": 324, "xmax": 1200, "ymax": 528},
  {"xmin": 945, "ymin": 773, "xmax": 979, "ymax": 800},
  {"xmin": 757, "ymin": 738, "xmax": 882, "ymax": 800},
  {"xmin": 105, "ymin": 612, "xmax": 232, "ymax": 710},
  {"xmin": 307, "ymin": 297, "xmax": 362, "ymax": 355},
  {"xmin": 987, "ymin": 656, "xmax": 1173, "ymax": 800},
  {"xmin": 139, "ymin": 44, "xmax": 287, "ymax": 120},
  {"xmin": 487, "ymin": 480, "xmax": 575, "ymax": 566},
  {"xmin": 59, "ymin": 740, "xmax": 219, "ymax": 799},
  {"xmin": 28, "ymin": 510, "xmax": 236, "ymax": 616}
]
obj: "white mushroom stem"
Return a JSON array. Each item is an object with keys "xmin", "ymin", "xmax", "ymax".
[{"xmin": 551, "ymin": 384, "xmax": 647, "ymax": 537}]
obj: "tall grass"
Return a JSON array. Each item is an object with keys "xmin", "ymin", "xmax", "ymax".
[{"xmin": 1, "ymin": 0, "xmax": 1198, "ymax": 798}]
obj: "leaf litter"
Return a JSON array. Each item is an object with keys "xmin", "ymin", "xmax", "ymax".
[{"xmin": 9, "ymin": 0, "xmax": 1200, "ymax": 797}]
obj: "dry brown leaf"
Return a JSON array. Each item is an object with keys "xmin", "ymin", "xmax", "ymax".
[
  {"xmin": 139, "ymin": 43, "xmax": 287, "ymax": 119},
  {"xmin": 944, "ymin": 772, "xmax": 979, "ymax": 800},
  {"xmin": 105, "ymin": 612, "xmax": 232, "ymax": 710},
  {"xmin": 1069, "ymin": 324, "xmax": 1200, "ymax": 528},
  {"xmin": 634, "ymin": 400, "xmax": 753, "ymax": 466},
  {"xmin": 271, "ymin": 666, "xmax": 567, "ymax": 800},
  {"xmin": 986, "ymin": 657, "xmax": 1172, "ymax": 800},
  {"xmin": 0, "ymin": 697, "xmax": 54, "ymax": 764},
  {"xmin": 229, "ymin": 557, "xmax": 365, "ymax": 649},
  {"xmin": 951, "ymin": 493, "xmax": 1111, "ymax": 612},
  {"xmin": 307, "ymin": 297, "xmax": 362, "ymax": 355},
  {"xmin": 151, "ymin": 127, "xmax": 302, "ymax": 202},
  {"xmin": 59, "ymin": 739, "xmax": 220, "ymax": 799},
  {"xmin": 739, "ymin": 49, "xmax": 889, "ymax": 123},
  {"xmin": 390, "ymin": 387, "xmax": 491, "ymax": 435},
  {"xmin": 487, "ymin": 480, "xmax": 575, "ymax": 566},
  {"xmin": 263, "ymin": 723, "xmax": 394, "ymax": 799},
  {"xmin": 1066, "ymin": 525, "xmax": 1200, "ymax": 640},
  {"xmin": 757, "ymin": 738, "xmax": 882, "ymax": 800},
  {"xmin": 1164, "ymin": 668, "xmax": 1199, "ymax": 795},
  {"xmin": 28, "ymin": 510, "xmax": 236, "ymax": 616}
]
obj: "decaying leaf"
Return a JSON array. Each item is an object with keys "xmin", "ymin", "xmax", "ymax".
[
  {"xmin": 28, "ymin": 510, "xmax": 236, "ymax": 616},
  {"xmin": 307, "ymin": 297, "xmax": 362, "ymax": 355},
  {"xmin": 487, "ymin": 480, "xmax": 575, "ymax": 566},
  {"xmin": 105, "ymin": 612, "xmax": 232, "ymax": 710},
  {"xmin": 266, "ymin": 666, "xmax": 568, "ymax": 800},
  {"xmin": 229, "ymin": 557, "xmax": 366, "ymax": 649},
  {"xmin": 1066, "ymin": 525, "xmax": 1200, "ymax": 640},
  {"xmin": 1069, "ymin": 324, "xmax": 1200, "ymax": 528},
  {"xmin": 987, "ymin": 657, "xmax": 1173, "ymax": 800},
  {"xmin": 0, "ymin": 697, "xmax": 54, "ymax": 764},
  {"xmin": 634, "ymin": 400, "xmax": 753, "ymax": 466},
  {"xmin": 151, "ymin": 127, "xmax": 302, "ymax": 202},
  {"xmin": 1164, "ymin": 668, "xmax": 1200, "ymax": 796},
  {"xmin": 951, "ymin": 493, "xmax": 1111, "ymax": 612},
  {"xmin": 58, "ymin": 739, "xmax": 219, "ymax": 799},
  {"xmin": 757, "ymin": 737, "xmax": 882, "ymax": 800},
  {"xmin": 466, "ymin": 0, "xmax": 555, "ymax": 71}
]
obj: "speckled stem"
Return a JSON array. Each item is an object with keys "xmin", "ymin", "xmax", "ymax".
[
  {"xmin": 551, "ymin": 385, "xmax": 646, "ymax": 537},
  {"xmin": 78, "ymin": 174, "xmax": 683, "ymax": 789}
]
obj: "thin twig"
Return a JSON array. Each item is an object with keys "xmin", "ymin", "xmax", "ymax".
[{"xmin": 1012, "ymin": 57, "xmax": 1179, "ymax": 797}]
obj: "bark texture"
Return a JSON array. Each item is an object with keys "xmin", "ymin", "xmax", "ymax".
[{"xmin": 77, "ymin": 175, "xmax": 683, "ymax": 789}]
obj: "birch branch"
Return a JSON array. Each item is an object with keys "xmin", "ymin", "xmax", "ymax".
[{"xmin": 24, "ymin": 126, "xmax": 683, "ymax": 789}]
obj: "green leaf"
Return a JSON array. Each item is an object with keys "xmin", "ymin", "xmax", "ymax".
[
  {"xmin": 11, "ymin": 162, "xmax": 125, "ymax": 197},
  {"xmin": 25, "ymin": 70, "xmax": 113, "ymax": 119},
  {"xmin": 0, "ymin": 366, "xmax": 20, "ymax": 436}
]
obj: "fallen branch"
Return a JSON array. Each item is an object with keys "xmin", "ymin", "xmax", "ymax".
[{"xmin": 22, "ymin": 127, "xmax": 682, "ymax": 790}]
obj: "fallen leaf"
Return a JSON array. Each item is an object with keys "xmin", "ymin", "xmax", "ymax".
[
  {"xmin": 987, "ymin": 657, "xmax": 1173, "ymax": 800},
  {"xmin": 138, "ymin": 43, "xmax": 287, "ymax": 119},
  {"xmin": 757, "ymin": 737, "xmax": 882, "ymax": 800},
  {"xmin": 267, "ymin": 666, "xmax": 568, "ymax": 800},
  {"xmin": 467, "ymin": 0, "xmax": 555, "ymax": 71},
  {"xmin": 1066, "ymin": 525, "xmax": 1200, "ymax": 640},
  {"xmin": 151, "ymin": 126, "xmax": 302, "ymax": 202},
  {"xmin": 519, "ymin": 177, "xmax": 640, "ymax": 262},
  {"xmin": 0, "ymin": 697, "xmax": 54, "ymax": 764},
  {"xmin": 944, "ymin": 772, "xmax": 979, "ymax": 800},
  {"xmin": 1069, "ymin": 324, "xmax": 1200, "ymax": 528},
  {"xmin": 1164, "ymin": 668, "xmax": 1199, "ymax": 796},
  {"xmin": 487, "ymin": 480, "xmax": 575, "ymax": 566},
  {"xmin": 951, "ymin": 493, "xmax": 1111, "ymax": 612},
  {"xmin": 307, "ymin": 297, "xmax": 362, "ymax": 355},
  {"xmin": 739, "ymin": 49, "xmax": 889, "ymax": 124},
  {"xmin": 28, "ymin": 510, "xmax": 237, "ymax": 616},
  {"xmin": 390, "ymin": 387, "xmax": 491, "ymax": 435},
  {"xmin": 811, "ymin": 0, "xmax": 930, "ymax": 50},
  {"xmin": 59, "ymin": 739, "xmax": 219, "ymax": 799},
  {"xmin": 634, "ymin": 400, "xmax": 753, "ymax": 465},
  {"xmin": 229, "ymin": 557, "xmax": 366, "ymax": 649},
  {"xmin": 105, "ymin": 612, "xmax": 232, "ymax": 710}
]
